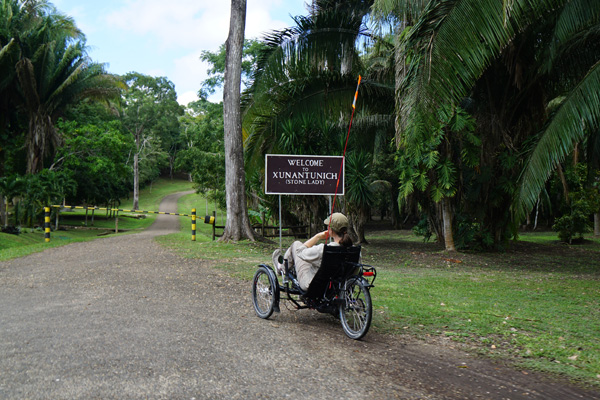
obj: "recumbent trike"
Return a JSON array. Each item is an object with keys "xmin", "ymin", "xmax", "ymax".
[{"xmin": 251, "ymin": 245, "xmax": 377, "ymax": 339}]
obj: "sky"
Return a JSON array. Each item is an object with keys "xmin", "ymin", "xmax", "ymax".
[{"xmin": 51, "ymin": 0, "xmax": 309, "ymax": 105}]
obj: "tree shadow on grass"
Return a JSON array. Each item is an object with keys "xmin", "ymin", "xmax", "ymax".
[{"xmin": 361, "ymin": 229, "xmax": 600, "ymax": 276}]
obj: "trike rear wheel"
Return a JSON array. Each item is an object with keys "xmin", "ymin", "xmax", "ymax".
[
  {"xmin": 339, "ymin": 278, "xmax": 372, "ymax": 339},
  {"xmin": 252, "ymin": 266, "xmax": 277, "ymax": 319}
]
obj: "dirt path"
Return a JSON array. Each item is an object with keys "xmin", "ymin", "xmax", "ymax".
[{"xmin": 0, "ymin": 192, "xmax": 598, "ymax": 399}]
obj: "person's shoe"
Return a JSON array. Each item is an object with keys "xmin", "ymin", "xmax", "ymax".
[{"xmin": 272, "ymin": 249, "xmax": 284, "ymax": 273}]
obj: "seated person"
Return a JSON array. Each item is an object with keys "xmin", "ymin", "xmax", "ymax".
[{"xmin": 272, "ymin": 213, "xmax": 353, "ymax": 290}]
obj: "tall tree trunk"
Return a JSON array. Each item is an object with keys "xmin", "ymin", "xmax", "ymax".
[
  {"xmin": 1, "ymin": 196, "xmax": 6, "ymax": 227},
  {"xmin": 133, "ymin": 130, "xmax": 141, "ymax": 210},
  {"xmin": 355, "ymin": 206, "xmax": 369, "ymax": 244},
  {"xmin": 442, "ymin": 198, "xmax": 456, "ymax": 251},
  {"xmin": 595, "ymin": 212, "xmax": 600, "ymax": 237},
  {"xmin": 341, "ymin": 41, "xmax": 353, "ymax": 74},
  {"xmin": 309, "ymin": 196, "xmax": 320, "ymax": 237},
  {"xmin": 26, "ymin": 111, "xmax": 51, "ymax": 174},
  {"xmin": 221, "ymin": 0, "xmax": 256, "ymax": 242},
  {"xmin": 390, "ymin": 182, "xmax": 401, "ymax": 229},
  {"xmin": 556, "ymin": 163, "xmax": 569, "ymax": 205},
  {"xmin": 394, "ymin": 20, "xmax": 407, "ymax": 146},
  {"xmin": 169, "ymin": 153, "xmax": 175, "ymax": 179}
]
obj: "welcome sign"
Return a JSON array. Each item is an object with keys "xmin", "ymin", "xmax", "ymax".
[{"xmin": 265, "ymin": 154, "xmax": 344, "ymax": 195}]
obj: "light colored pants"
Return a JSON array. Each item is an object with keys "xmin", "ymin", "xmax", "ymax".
[{"xmin": 285, "ymin": 241, "xmax": 319, "ymax": 291}]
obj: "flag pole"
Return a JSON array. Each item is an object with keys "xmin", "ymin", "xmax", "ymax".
[{"xmin": 327, "ymin": 75, "xmax": 362, "ymax": 236}]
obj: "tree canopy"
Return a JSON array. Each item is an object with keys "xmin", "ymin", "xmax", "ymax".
[{"xmin": 2, "ymin": 0, "xmax": 599, "ymax": 247}]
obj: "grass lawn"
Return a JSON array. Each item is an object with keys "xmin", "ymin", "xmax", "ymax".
[
  {"xmin": 362, "ymin": 232, "xmax": 600, "ymax": 383},
  {"xmin": 0, "ymin": 227, "xmax": 115, "ymax": 261},
  {"xmin": 2, "ymin": 182, "xmax": 599, "ymax": 387},
  {"xmin": 159, "ymin": 208, "xmax": 600, "ymax": 388}
]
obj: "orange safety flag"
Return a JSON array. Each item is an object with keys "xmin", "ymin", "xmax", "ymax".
[{"xmin": 352, "ymin": 75, "xmax": 362, "ymax": 109}]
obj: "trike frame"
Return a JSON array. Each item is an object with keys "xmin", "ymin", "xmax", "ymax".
[{"xmin": 252, "ymin": 245, "xmax": 377, "ymax": 339}]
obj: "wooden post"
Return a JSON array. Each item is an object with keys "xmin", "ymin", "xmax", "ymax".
[
  {"xmin": 55, "ymin": 206, "xmax": 60, "ymax": 231},
  {"xmin": 115, "ymin": 209, "xmax": 119, "ymax": 233},
  {"xmin": 212, "ymin": 211, "xmax": 216, "ymax": 241}
]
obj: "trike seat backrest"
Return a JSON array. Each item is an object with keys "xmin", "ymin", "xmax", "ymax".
[{"xmin": 305, "ymin": 245, "xmax": 361, "ymax": 299}]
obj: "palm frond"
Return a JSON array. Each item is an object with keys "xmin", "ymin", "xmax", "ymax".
[
  {"xmin": 401, "ymin": 0, "xmax": 569, "ymax": 125},
  {"xmin": 515, "ymin": 61, "xmax": 600, "ymax": 218},
  {"xmin": 346, "ymin": 151, "xmax": 375, "ymax": 206},
  {"xmin": 371, "ymin": 0, "xmax": 429, "ymax": 24},
  {"xmin": 0, "ymin": 38, "xmax": 20, "ymax": 89},
  {"xmin": 551, "ymin": 0, "xmax": 600, "ymax": 47},
  {"xmin": 541, "ymin": 0, "xmax": 600, "ymax": 78},
  {"xmin": 15, "ymin": 57, "xmax": 40, "ymax": 109}
]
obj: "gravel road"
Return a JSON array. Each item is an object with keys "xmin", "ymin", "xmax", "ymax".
[{"xmin": 1, "ymin": 192, "xmax": 598, "ymax": 399}]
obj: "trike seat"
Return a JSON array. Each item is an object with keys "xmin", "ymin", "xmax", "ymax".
[{"xmin": 304, "ymin": 245, "xmax": 361, "ymax": 299}]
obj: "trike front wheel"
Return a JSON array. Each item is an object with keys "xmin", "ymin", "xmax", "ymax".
[{"xmin": 339, "ymin": 278, "xmax": 372, "ymax": 339}]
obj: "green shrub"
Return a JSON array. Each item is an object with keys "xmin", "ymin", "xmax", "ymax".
[
  {"xmin": 412, "ymin": 216, "xmax": 433, "ymax": 242},
  {"xmin": 553, "ymin": 190, "xmax": 595, "ymax": 244}
]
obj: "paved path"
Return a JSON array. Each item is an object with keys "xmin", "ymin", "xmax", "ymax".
[{"xmin": 1, "ymin": 192, "xmax": 598, "ymax": 399}]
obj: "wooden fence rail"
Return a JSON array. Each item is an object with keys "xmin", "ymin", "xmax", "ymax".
[{"xmin": 210, "ymin": 211, "xmax": 309, "ymax": 241}]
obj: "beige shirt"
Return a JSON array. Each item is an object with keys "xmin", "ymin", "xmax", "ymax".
[
  {"xmin": 288, "ymin": 241, "xmax": 341, "ymax": 290},
  {"xmin": 295, "ymin": 242, "xmax": 341, "ymax": 266}
]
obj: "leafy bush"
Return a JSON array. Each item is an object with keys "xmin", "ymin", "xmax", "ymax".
[
  {"xmin": 553, "ymin": 190, "xmax": 595, "ymax": 244},
  {"xmin": 454, "ymin": 216, "xmax": 495, "ymax": 251},
  {"xmin": 412, "ymin": 216, "xmax": 433, "ymax": 242},
  {"xmin": 1, "ymin": 226, "xmax": 21, "ymax": 235}
]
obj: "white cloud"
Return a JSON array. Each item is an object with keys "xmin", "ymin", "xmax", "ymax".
[
  {"xmin": 177, "ymin": 90, "xmax": 200, "ymax": 106},
  {"xmin": 247, "ymin": 0, "xmax": 293, "ymax": 38},
  {"xmin": 57, "ymin": 0, "xmax": 308, "ymax": 103},
  {"xmin": 104, "ymin": 0, "xmax": 303, "ymax": 52},
  {"xmin": 172, "ymin": 52, "xmax": 210, "ymax": 103},
  {"xmin": 105, "ymin": 0, "xmax": 229, "ymax": 51},
  {"xmin": 146, "ymin": 67, "xmax": 168, "ymax": 78},
  {"xmin": 246, "ymin": 6, "xmax": 285, "ymax": 39}
]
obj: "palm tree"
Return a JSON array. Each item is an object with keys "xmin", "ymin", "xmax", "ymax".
[
  {"xmin": 370, "ymin": 0, "xmax": 429, "ymax": 142},
  {"xmin": 244, "ymin": 0, "xmax": 374, "ymax": 148},
  {"xmin": 17, "ymin": 38, "xmax": 119, "ymax": 174},
  {"xmin": 398, "ymin": 0, "xmax": 600, "ymax": 244},
  {"xmin": 2, "ymin": 0, "xmax": 120, "ymax": 174},
  {"xmin": 516, "ymin": 1, "xmax": 600, "ymax": 216},
  {"xmin": 0, "ymin": 0, "xmax": 50, "ymax": 175},
  {"xmin": 396, "ymin": 105, "xmax": 478, "ymax": 250},
  {"xmin": 345, "ymin": 151, "xmax": 375, "ymax": 243},
  {"xmin": 242, "ymin": 0, "xmax": 383, "ymax": 236}
]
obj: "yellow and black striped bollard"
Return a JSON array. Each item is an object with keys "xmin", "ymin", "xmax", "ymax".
[
  {"xmin": 192, "ymin": 208, "xmax": 196, "ymax": 241},
  {"xmin": 44, "ymin": 207, "xmax": 51, "ymax": 242}
]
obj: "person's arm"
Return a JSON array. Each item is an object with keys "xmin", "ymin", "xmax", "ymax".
[{"xmin": 303, "ymin": 230, "xmax": 328, "ymax": 248}]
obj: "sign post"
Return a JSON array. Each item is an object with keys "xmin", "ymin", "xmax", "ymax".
[{"xmin": 279, "ymin": 195, "xmax": 282, "ymax": 252}]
